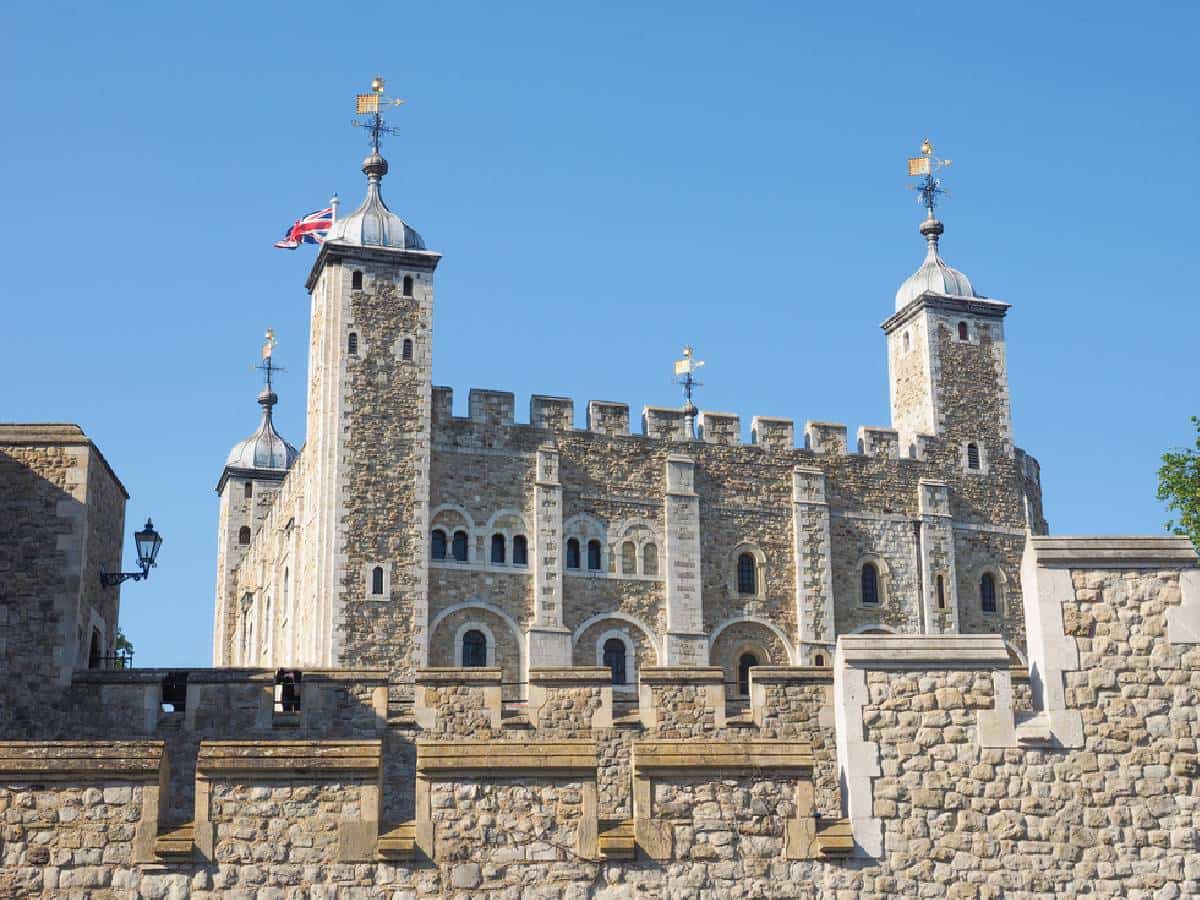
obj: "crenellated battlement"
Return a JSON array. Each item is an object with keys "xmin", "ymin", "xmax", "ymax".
[{"xmin": 430, "ymin": 384, "xmax": 934, "ymax": 460}]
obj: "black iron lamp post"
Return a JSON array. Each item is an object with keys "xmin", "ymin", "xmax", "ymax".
[{"xmin": 100, "ymin": 518, "xmax": 163, "ymax": 587}]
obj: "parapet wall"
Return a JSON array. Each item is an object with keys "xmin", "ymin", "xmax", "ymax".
[{"xmin": 1, "ymin": 536, "xmax": 1196, "ymax": 897}]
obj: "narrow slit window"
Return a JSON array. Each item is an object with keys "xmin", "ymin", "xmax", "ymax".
[
  {"xmin": 587, "ymin": 539, "xmax": 602, "ymax": 571},
  {"xmin": 621, "ymin": 541, "xmax": 636, "ymax": 574},
  {"xmin": 238, "ymin": 525, "xmax": 251, "ymax": 546},
  {"xmin": 566, "ymin": 538, "xmax": 581, "ymax": 569},
  {"xmin": 462, "ymin": 629, "xmax": 487, "ymax": 667},
  {"xmin": 981, "ymin": 573, "xmax": 997, "ymax": 614},
  {"xmin": 402, "ymin": 274, "xmax": 413, "ymax": 297},
  {"xmin": 642, "ymin": 543, "xmax": 658, "ymax": 576},
  {"xmin": 452, "ymin": 530, "xmax": 469, "ymax": 562},
  {"xmin": 348, "ymin": 332, "xmax": 358, "ymax": 355},
  {"xmin": 352, "ymin": 270, "xmax": 363, "ymax": 290},
  {"xmin": 737, "ymin": 552, "xmax": 757, "ymax": 595},
  {"xmin": 371, "ymin": 566, "xmax": 384, "ymax": 595},
  {"xmin": 490, "ymin": 533, "xmax": 506, "ymax": 564},
  {"xmin": 737, "ymin": 652, "xmax": 758, "ymax": 697},
  {"xmin": 967, "ymin": 443, "xmax": 981, "ymax": 470},
  {"xmin": 958, "ymin": 321, "xmax": 969, "ymax": 341},
  {"xmin": 603, "ymin": 638, "xmax": 627, "ymax": 685},
  {"xmin": 861, "ymin": 563, "xmax": 880, "ymax": 605},
  {"xmin": 431, "ymin": 529, "xmax": 447, "ymax": 560},
  {"xmin": 244, "ymin": 482, "xmax": 253, "ymax": 499},
  {"xmin": 402, "ymin": 338, "xmax": 414, "ymax": 361},
  {"xmin": 814, "ymin": 653, "xmax": 826, "ymax": 667},
  {"xmin": 512, "ymin": 535, "xmax": 528, "ymax": 566},
  {"xmin": 936, "ymin": 574, "xmax": 946, "ymax": 609}
]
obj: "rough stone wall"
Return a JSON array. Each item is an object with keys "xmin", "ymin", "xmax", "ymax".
[
  {"xmin": 536, "ymin": 686, "xmax": 602, "ymax": 735},
  {"xmin": 710, "ymin": 620, "xmax": 791, "ymax": 690},
  {"xmin": 831, "ymin": 514, "xmax": 919, "ymax": 634},
  {"xmin": 954, "ymin": 527, "xmax": 1027, "ymax": 653},
  {"xmin": 0, "ymin": 428, "xmax": 127, "ymax": 736},
  {"xmin": 757, "ymin": 680, "xmax": 839, "ymax": 817},
  {"xmin": 653, "ymin": 775, "xmax": 796, "ymax": 863},
  {"xmin": 0, "ymin": 782, "xmax": 143, "ymax": 896}
]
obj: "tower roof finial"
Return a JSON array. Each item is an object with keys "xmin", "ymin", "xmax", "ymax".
[
  {"xmin": 353, "ymin": 74, "xmax": 405, "ymax": 176},
  {"xmin": 673, "ymin": 345, "xmax": 705, "ymax": 439},
  {"xmin": 224, "ymin": 330, "xmax": 299, "ymax": 472}
]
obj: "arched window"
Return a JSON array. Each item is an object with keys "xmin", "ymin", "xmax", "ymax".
[
  {"xmin": 371, "ymin": 566, "xmax": 384, "ymax": 595},
  {"xmin": 461, "ymin": 629, "xmax": 487, "ymax": 667},
  {"xmin": 587, "ymin": 539, "xmax": 602, "ymax": 571},
  {"xmin": 431, "ymin": 529, "xmax": 447, "ymax": 560},
  {"xmin": 566, "ymin": 538, "xmax": 581, "ymax": 569},
  {"xmin": 737, "ymin": 652, "xmax": 758, "ymax": 697},
  {"xmin": 967, "ymin": 443, "xmax": 981, "ymax": 470},
  {"xmin": 903, "ymin": 331, "xmax": 910, "ymax": 353},
  {"xmin": 957, "ymin": 321, "xmax": 969, "ymax": 341},
  {"xmin": 861, "ymin": 563, "xmax": 880, "ymax": 605},
  {"xmin": 512, "ymin": 535, "xmax": 528, "ymax": 566},
  {"xmin": 238, "ymin": 525, "xmax": 251, "ymax": 546},
  {"xmin": 737, "ymin": 552, "xmax": 757, "ymax": 595},
  {"xmin": 603, "ymin": 638, "xmax": 627, "ymax": 685},
  {"xmin": 491, "ymin": 533, "xmax": 506, "ymax": 564},
  {"xmin": 621, "ymin": 541, "xmax": 637, "ymax": 574},
  {"xmin": 244, "ymin": 482, "xmax": 253, "ymax": 499},
  {"xmin": 936, "ymin": 574, "xmax": 946, "ymax": 609},
  {"xmin": 814, "ymin": 653, "xmax": 826, "ymax": 667},
  {"xmin": 642, "ymin": 543, "xmax": 658, "ymax": 576},
  {"xmin": 452, "ymin": 530, "xmax": 469, "ymax": 562},
  {"xmin": 348, "ymin": 332, "xmax": 358, "ymax": 355},
  {"xmin": 981, "ymin": 572, "xmax": 997, "ymax": 614},
  {"xmin": 402, "ymin": 274, "xmax": 413, "ymax": 297},
  {"xmin": 352, "ymin": 270, "xmax": 363, "ymax": 290},
  {"xmin": 402, "ymin": 338, "xmax": 413, "ymax": 361},
  {"xmin": 88, "ymin": 631, "xmax": 102, "ymax": 669}
]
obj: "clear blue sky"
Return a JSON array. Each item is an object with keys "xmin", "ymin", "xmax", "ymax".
[{"xmin": 2, "ymin": 2, "xmax": 1196, "ymax": 667}]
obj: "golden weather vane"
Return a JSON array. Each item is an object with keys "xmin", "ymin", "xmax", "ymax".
[
  {"xmin": 353, "ymin": 75, "xmax": 406, "ymax": 152},
  {"xmin": 257, "ymin": 329, "xmax": 285, "ymax": 391},
  {"xmin": 673, "ymin": 345, "xmax": 705, "ymax": 438},
  {"xmin": 907, "ymin": 138, "xmax": 953, "ymax": 215}
]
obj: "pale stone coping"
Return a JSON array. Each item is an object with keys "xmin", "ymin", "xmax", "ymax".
[
  {"xmin": 881, "ymin": 292, "xmax": 1010, "ymax": 333},
  {"xmin": 747, "ymin": 665, "xmax": 833, "ymax": 684},
  {"xmin": 0, "ymin": 740, "xmax": 165, "ymax": 780},
  {"xmin": 838, "ymin": 634, "xmax": 1009, "ymax": 670},
  {"xmin": 638, "ymin": 666, "xmax": 724, "ymax": 684},
  {"xmin": 72, "ymin": 667, "xmax": 390, "ymax": 685},
  {"xmin": 631, "ymin": 739, "xmax": 814, "ymax": 773},
  {"xmin": 195, "ymin": 739, "xmax": 382, "ymax": 777},
  {"xmin": 1029, "ymin": 535, "xmax": 1198, "ymax": 567},
  {"xmin": 414, "ymin": 666, "xmax": 503, "ymax": 685},
  {"xmin": 416, "ymin": 739, "xmax": 598, "ymax": 774},
  {"xmin": 528, "ymin": 666, "xmax": 611, "ymax": 685},
  {"xmin": 0, "ymin": 422, "xmax": 130, "ymax": 497},
  {"xmin": 1166, "ymin": 569, "xmax": 1200, "ymax": 644}
]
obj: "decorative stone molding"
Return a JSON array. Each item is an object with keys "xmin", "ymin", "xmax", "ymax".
[
  {"xmin": 0, "ymin": 741, "xmax": 166, "ymax": 864},
  {"xmin": 415, "ymin": 739, "xmax": 599, "ymax": 860},
  {"xmin": 630, "ymin": 739, "xmax": 818, "ymax": 860},
  {"xmin": 194, "ymin": 739, "xmax": 382, "ymax": 863}
]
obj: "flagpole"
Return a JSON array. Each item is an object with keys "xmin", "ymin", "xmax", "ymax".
[{"xmin": 330, "ymin": 193, "xmax": 339, "ymax": 224}]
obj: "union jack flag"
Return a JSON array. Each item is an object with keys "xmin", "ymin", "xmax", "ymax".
[{"xmin": 273, "ymin": 207, "xmax": 333, "ymax": 249}]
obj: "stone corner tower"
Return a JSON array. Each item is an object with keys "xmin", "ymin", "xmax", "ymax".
[
  {"xmin": 301, "ymin": 143, "xmax": 441, "ymax": 683},
  {"xmin": 882, "ymin": 213, "xmax": 1014, "ymax": 467},
  {"xmin": 212, "ymin": 368, "xmax": 298, "ymax": 665}
]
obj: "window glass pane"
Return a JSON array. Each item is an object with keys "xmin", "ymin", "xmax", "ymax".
[
  {"xmin": 737, "ymin": 553, "xmax": 756, "ymax": 594},
  {"xmin": 603, "ymin": 638, "xmax": 626, "ymax": 685},
  {"xmin": 431, "ymin": 530, "xmax": 446, "ymax": 559},
  {"xmin": 512, "ymin": 535, "xmax": 528, "ymax": 565},
  {"xmin": 981, "ymin": 573, "xmax": 997, "ymax": 613},
  {"xmin": 566, "ymin": 538, "xmax": 580, "ymax": 569},
  {"xmin": 462, "ymin": 630, "xmax": 487, "ymax": 667},
  {"xmin": 738, "ymin": 653, "xmax": 757, "ymax": 696},
  {"xmin": 587, "ymin": 539, "xmax": 602, "ymax": 570},
  {"xmin": 642, "ymin": 543, "xmax": 658, "ymax": 576},
  {"xmin": 452, "ymin": 531, "xmax": 468, "ymax": 562},
  {"xmin": 621, "ymin": 541, "xmax": 636, "ymax": 574},
  {"xmin": 371, "ymin": 566, "xmax": 384, "ymax": 595},
  {"xmin": 862, "ymin": 564, "xmax": 879, "ymax": 604},
  {"xmin": 491, "ymin": 534, "xmax": 505, "ymax": 564}
]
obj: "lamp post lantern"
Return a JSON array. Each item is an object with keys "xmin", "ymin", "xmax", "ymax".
[{"xmin": 100, "ymin": 518, "xmax": 163, "ymax": 587}]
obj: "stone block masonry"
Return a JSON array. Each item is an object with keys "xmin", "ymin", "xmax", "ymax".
[{"xmin": 1, "ymin": 536, "xmax": 1197, "ymax": 896}]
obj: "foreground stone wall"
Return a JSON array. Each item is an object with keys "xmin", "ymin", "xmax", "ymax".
[{"xmin": 2, "ymin": 536, "xmax": 1197, "ymax": 897}]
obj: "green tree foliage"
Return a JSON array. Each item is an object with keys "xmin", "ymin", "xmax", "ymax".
[
  {"xmin": 1157, "ymin": 416, "xmax": 1200, "ymax": 551},
  {"xmin": 114, "ymin": 626, "xmax": 134, "ymax": 669}
]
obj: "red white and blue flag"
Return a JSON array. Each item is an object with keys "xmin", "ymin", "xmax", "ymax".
[{"xmin": 273, "ymin": 207, "xmax": 333, "ymax": 249}]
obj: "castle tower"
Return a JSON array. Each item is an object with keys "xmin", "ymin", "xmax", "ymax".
[
  {"xmin": 212, "ymin": 349, "xmax": 299, "ymax": 665},
  {"xmin": 298, "ymin": 124, "xmax": 441, "ymax": 680},
  {"xmin": 882, "ymin": 213, "xmax": 1014, "ymax": 467}
]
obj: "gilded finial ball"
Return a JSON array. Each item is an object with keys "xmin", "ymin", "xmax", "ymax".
[
  {"xmin": 919, "ymin": 217, "xmax": 944, "ymax": 238},
  {"xmin": 362, "ymin": 151, "xmax": 389, "ymax": 178},
  {"xmin": 371, "ymin": 75, "xmax": 384, "ymax": 93}
]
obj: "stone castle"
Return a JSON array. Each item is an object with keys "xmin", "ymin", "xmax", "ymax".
[{"xmin": 1, "ymin": 120, "xmax": 1198, "ymax": 898}]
